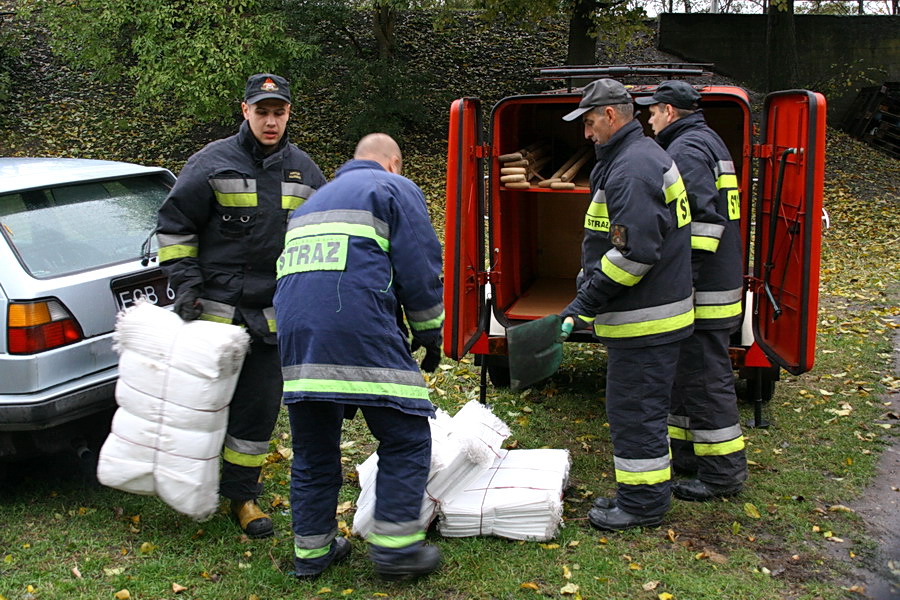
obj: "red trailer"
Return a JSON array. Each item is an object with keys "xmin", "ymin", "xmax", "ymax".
[{"xmin": 442, "ymin": 65, "xmax": 826, "ymax": 425}]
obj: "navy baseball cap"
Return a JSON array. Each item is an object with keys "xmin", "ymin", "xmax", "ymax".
[
  {"xmin": 634, "ymin": 80, "xmax": 701, "ymax": 109},
  {"xmin": 244, "ymin": 73, "xmax": 291, "ymax": 104}
]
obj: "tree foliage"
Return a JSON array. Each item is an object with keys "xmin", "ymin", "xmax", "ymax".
[{"xmin": 20, "ymin": 0, "xmax": 316, "ymax": 120}]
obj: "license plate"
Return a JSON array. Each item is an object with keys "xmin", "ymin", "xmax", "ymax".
[{"xmin": 111, "ymin": 270, "xmax": 175, "ymax": 310}]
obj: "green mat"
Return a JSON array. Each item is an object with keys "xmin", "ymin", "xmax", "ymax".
[{"xmin": 507, "ymin": 314, "xmax": 563, "ymax": 392}]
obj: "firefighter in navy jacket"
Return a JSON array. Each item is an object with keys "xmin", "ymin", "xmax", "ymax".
[
  {"xmin": 637, "ymin": 80, "xmax": 747, "ymax": 501},
  {"xmin": 156, "ymin": 74, "xmax": 326, "ymax": 538},
  {"xmin": 274, "ymin": 134, "xmax": 444, "ymax": 580},
  {"xmin": 560, "ymin": 79, "xmax": 694, "ymax": 531}
]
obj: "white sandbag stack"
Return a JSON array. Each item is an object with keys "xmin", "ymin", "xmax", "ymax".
[
  {"xmin": 437, "ymin": 448, "xmax": 571, "ymax": 541},
  {"xmin": 97, "ymin": 301, "xmax": 250, "ymax": 521},
  {"xmin": 352, "ymin": 400, "xmax": 510, "ymax": 539}
]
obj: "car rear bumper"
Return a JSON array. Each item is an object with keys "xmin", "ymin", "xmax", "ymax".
[{"xmin": 0, "ymin": 368, "xmax": 117, "ymax": 431}]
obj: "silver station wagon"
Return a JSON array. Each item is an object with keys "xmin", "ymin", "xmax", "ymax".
[{"xmin": 0, "ymin": 157, "xmax": 176, "ymax": 465}]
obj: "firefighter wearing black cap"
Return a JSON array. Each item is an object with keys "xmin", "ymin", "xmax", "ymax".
[
  {"xmin": 560, "ymin": 78, "xmax": 694, "ymax": 531},
  {"xmin": 157, "ymin": 73, "xmax": 327, "ymax": 537},
  {"xmin": 636, "ymin": 80, "xmax": 747, "ymax": 501}
]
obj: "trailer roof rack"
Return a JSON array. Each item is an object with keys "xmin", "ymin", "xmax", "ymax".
[{"xmin": 537, "ymin": 63, "xmax": 715, "ymax": 92}]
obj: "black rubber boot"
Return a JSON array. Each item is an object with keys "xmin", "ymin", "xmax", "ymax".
[
  {"xmin": 672, "ymin": 479, "xmax": 743, "ymax": 502},
  {"xmin": 231, "ymin": 500, "xmax": 274, "ymax": 538},
  {"xmin": 295, "ymin": 537, "xmax": 352, "ymax": 580},
  {"xmin": 588, "ymin": 506, "xmax": 664, "ymax": 531},
  {"xmin": 591, "ymin": 497, "xmax": 616, "ymax": 510},
  {"xmin": 370, "ymin": 543, "xmax": 441, "ymax": 581}
]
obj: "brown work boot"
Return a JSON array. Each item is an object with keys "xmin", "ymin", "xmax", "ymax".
[{"xmin": 231, "ymin": 499, "xmax": 274, "ymax": 538}]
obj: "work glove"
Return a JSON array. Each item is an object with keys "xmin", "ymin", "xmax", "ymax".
[
  {"xmin": 557, "ymin": 317, "xmax": 575, "ymax": 343},
  {"xmin": 411, "ymin": 336, "xmax": 442, "ymax": 373},
  {"xmin": 173, "ymin": 287, "xmax": 203, "ymax": 321}
]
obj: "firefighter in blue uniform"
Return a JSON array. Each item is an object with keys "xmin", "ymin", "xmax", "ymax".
[
  {"xmin": 636, "ymin": 80, "xmax": 747, "ymax": 500},
  {"xmin": 157, "ymin": 73, "xmax": 327, "ymax": 537},
  {"xmin": 274, "ymin": 133, "xmax": 444, "ymax": 580},
  {"xmin": 560, "ymin": 79, "xmax": 694, "ymax": 530}
]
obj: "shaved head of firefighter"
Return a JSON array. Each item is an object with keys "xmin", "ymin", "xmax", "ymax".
[{"xmin": 355, "ymin": 133, "xmax": 403, "ymax": 175}]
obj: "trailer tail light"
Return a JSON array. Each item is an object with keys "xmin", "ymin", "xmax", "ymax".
[{"xmin": 7, "ymin": 299, "xmax": 83, "ymax": 354}]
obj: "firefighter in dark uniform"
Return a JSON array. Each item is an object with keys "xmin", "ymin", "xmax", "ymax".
[
  {"xmin": 636, "ymin": 80, "xmax": 747, "ymax": 500},
  {"xmin": 560, "ymin": 79, "xmax": 694, "ymax": 531},
  {"xmin": 274, "ymin": 133, "xmax": 444, "ymax": 580},
  {"xmin": 156, "ymin": 73, "xmax": 327, "ymax": 537}
]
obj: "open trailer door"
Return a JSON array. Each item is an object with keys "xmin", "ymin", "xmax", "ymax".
[
  {"xmin": 752, "ymin": 90, "xmax": 826, "ymax": 375},
  {"xmin": 443, "ymin": 98, "xmax": 486, "ymax": 360}
]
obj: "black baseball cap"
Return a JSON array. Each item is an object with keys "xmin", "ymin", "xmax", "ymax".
[
  {"xmin": 244, "ymin": 73, "xmax": 291, "ymax": 105},
  {"xmin": 634, "ymin": 80, "xmax": 701, "ymax": 109},
  {"xmin": 562, "ymin": 78, "xmax": 633, "ymax": 122}
]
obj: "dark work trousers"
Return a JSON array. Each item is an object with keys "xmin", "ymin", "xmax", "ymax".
[
  {"xmin": 669, "ymin": 328, "xmax": 747, "ymax": 487},
  {"xmin": 606, "ymin": 341, "xmax": 679, "ymax": 518},
  {"xmin": 219, "ymin": 339, "xmax": 283, "ymax": 501},
  {"xmin": 288, "ymin": 401, "xmax": 431, "ymax": 556}
]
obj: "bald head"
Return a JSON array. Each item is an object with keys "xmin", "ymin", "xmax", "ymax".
[{"xmin": 355, "ymin": 133, "xmax": 403, "ymax": 174}]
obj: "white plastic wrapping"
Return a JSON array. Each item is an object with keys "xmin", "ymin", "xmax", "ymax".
[{"xmin": 96, "ymin": 302, "xmax": 250, "ymax": 520}]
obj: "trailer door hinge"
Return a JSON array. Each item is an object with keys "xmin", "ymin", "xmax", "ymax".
[
  {"xmin": 752, "ymin": 144, "xmax": 773, "ymax": 159},
  {"xmin": 473, "ymin": 144, "xmax": 490, "ymax": 159},
  {"xmin": 475, "ymin": 271, "xmax": 490, "ymax": 285}
]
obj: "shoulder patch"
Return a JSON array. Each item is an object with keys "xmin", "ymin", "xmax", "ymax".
[
  {"xmin": 610, "ymin": 224, "xmax": 627, "ymax": 249},
  {"xmin": 285, "ymin": 169, "xmax": 303, "ymax": 182}
]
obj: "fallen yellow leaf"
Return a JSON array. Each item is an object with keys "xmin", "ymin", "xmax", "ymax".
[
  {"xmin": 539, "ymin": 543, "xmax": 560, "ymax": 549},
  {"xmin": 560, "ymin": 583, "xmax": 580, "ymax": 595},
  {"xmin": 520, "ymin": 582, "xmax": 540, "ymax": 590},
  {"xmin": 172, "ymin": 582, "xmax": 187, "ymax": 593},
  {"xmin": 562, "ymin": 565, "xmax": 572, "ymax": 579},
  {"xmin": 642, "ymin": 580, "xmax": 660, "ymax": 591},
  {"xmin": 659, "ymin": 593, "xmax": 674, "ymax": 600},
  {"xmin": 114, "ymin": 590, "xmax": 130, "ymax": 600},
  {"xmin": 744, "ymin": 503, "xmax": 762, "ymax": 519}
]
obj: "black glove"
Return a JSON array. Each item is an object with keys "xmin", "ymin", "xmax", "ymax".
[
  {"xmin": 410, "ymin": 337, "xmax": 442, "ymax": 373},
  {"xmin": 173, "ymin": 287, "xmax": 203, "ymax": 321}
]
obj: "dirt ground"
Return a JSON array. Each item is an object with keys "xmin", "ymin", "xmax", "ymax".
[{"xmin": 839, "ymin": 329, "xmax": 900, "ymax": 599}]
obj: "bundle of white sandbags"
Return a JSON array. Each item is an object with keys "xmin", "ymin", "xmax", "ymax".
[
  {"xmin": 97, "ymin": 301, "xmax": 250, "ymax": 521},
  {"xmin": 352, "ymin": 400, "xmax": 510, "ymax": 538},
  {"xmin": 437, "ymin": 448, "xmax": 571, "ymax": 541}
]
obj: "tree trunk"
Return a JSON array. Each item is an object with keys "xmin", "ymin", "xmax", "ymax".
[
  {"xmin": 765, "ymin": 0, "xmax": 800, "ymax": 92},
  {"xmin": 373, "ymin": 1, "xmax": 397, "ymax": 60},
  {"xmin": 566, "ymin": 0, "xmax": 596, "ymax": 66}
]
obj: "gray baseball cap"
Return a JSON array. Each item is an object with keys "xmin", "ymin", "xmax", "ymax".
[
  {"xmin": 562, "ymin": 78, "xmax": 632, "ymax": 122},
  {"xmin": 634, "ymin": 80, "xmax": 701, "ymax": 109},
  {"xmin": 244, "ymin": 73, "xmax": 291, "ymax": 104}
]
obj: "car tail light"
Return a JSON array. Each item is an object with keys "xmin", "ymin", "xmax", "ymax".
[{"xmin": 7, "ymin": 299, "xmax": 84, "ymax": 354}]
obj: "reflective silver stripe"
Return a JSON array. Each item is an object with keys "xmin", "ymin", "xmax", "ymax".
[
  {"xmin": 604, "ymin": 248, "xmax": 652, "ymax": 278},
  {"xmin": 157, "ymin": 233, "xmax": 198, "ymax": 247},
  {"xmin": 224, "ymin": 434, "xmax": 270, "ymax": 456},
  {"xmin": 595, "ymin": 296, "xmax": 694, "ymax": 326},
  {"xmin": 691, "ymin": 222, "xmax": 725, "ymax": 240},
  {"xmin": 591, "ymin": 189, "xmax": 606, "ymax": 204},
  {"xmin": 691, "ymin": 424, "xmax": 744, "ymax": 443},
  {"xmin": 199, "ymin": 299, "xmax": 235, "ymax": 321},
  {"xmin": 288, "ymin": 209, "xmax": 390, "ymax": 240},
  {"xmin": 613, "ymin": 454, "xmax": 670, "ymax": 473},
  {"xmin": 282, "ymin": 181, "xmax": 315, "ymax": 199},
  {"xmin": 294, "ymin": 531, "xmax": 336, "ymax": 550},
  {"xmin": 263, "ymin": 306, "xmax": 276, "ymax": 321},
  {"xmin": 695, "ymin": 288, "xmax": 743, "ymax": 306},
  {"xmin": 714, "ymin": 160, "xmax": 736, "ymax": 178},
  {"xmin": 668, "ymin": 414, "xmax": 691, "ymax": 429},
  {"xmin": 373, "ymin": 519, "xmax": 423, "ymax": 537},
  {"xmin": 662, "ymin": 162, "xmax": 681, "ymax": 188},
  {"xmin": 282, "ymin": 364, "xmax": 425, "ymax": 387},
  {"xmin": 209, "ymin": 178, "xmax": 256, "ymax": 193},
  {"xmin": 407, "ymin": 303, "xmax": 444, "ymax": 323}
]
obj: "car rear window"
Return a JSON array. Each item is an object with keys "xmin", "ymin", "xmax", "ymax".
[{"xmin": 0, "ymin": 174, "xmax": 171, "ymax": 278}]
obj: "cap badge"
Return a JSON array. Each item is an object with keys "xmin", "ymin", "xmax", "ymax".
[{"xmin": 261, "ymin": 78, "xmax": 279, "ymax": 92}]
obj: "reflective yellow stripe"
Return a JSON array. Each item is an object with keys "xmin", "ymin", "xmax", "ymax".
[
  {"xmin": 695, "ymin": 301, "xmax": 742, "ymax": 320},
  {"xmin": 282, "ymin": 195, "xmax": 304, "ymax": 211},
  {"xmin": 716, "ymin": 174, "xmax": 738, "ymax": 189},
  {"xmin": 594, "ymin": 307, "xmax": 693, "ymax": 339},
  {"xmin": 367, "ymin": 531, "xmax": 426, "ymax": 548},
  {"xmin": 214, "ymin": 191, "xmax": 257, "ymax": 207},
  {"xmin": 601, "ymin": 255, "xmax": 643, "ymax": 286},
  {"xmin": 668, "ymin": 425, "xmax": 692, "ymax": 441},
  {"xmin": 222, "ymin": 447, "xmax": 268, "ymax": 467},
  {"xmin": 615, "ymin": 465, "xmax": 671, "ymax": 486},
  {"xmin": 691, "ymin": 236, "xmax": 720, "ymax": 252},
  {"xmin": 585, "ymin": 196, "xmax": 610, "ymax": 232},
  {"xmin": 199, "ymin": 314, "xmax": 233, "ymax": 325},
  {"xmin": 694, "ymin": 436, "xmax": 745, "ymax": 457},
  {"xmin": 158, "ymin": 245, "xmax": 198, "ymax": 262},
  {"xmin": 295, "ymin": 544, "xmax": 330, "ymax": 560}
]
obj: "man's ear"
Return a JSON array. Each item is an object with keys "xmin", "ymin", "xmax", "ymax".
[
  {"xmin": 241, "ymin": 102, "xmax": 251, "ymax": 120},
  {"xmin": 388, "ymin": 155, "xmax": 402, "ymax": 175}
]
